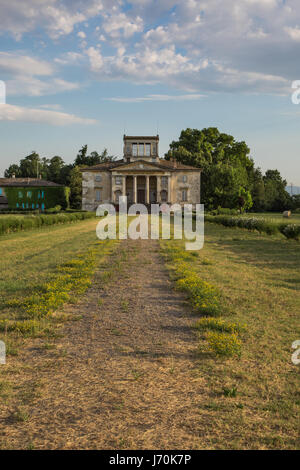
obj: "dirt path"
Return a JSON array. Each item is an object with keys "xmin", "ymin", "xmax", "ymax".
[{"xmin": 2, "ymin": 240, "xmax": 205, "ymax": 450}]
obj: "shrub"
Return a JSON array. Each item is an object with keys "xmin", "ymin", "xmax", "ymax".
[
  {"xmin": 206, "ymin": 331, "xmax": 242, "ymax": 357},
  {"xmin": 0, "ymin": 212, "xmax": 95, "ymax": 236},
  {"xmin": 278, "ymin": 223, "xmax": 300, "ymax": 240},
  {"xmin": 176, "ymin": 273, "xmax": 222, "ymax": 316},
  {"xmin": 205, "ymin": 214, "xmax": 279, "ymax": 236},
  {"xmin": 194, "ymin": 317, "xmax": 246, "ymax": 334}
]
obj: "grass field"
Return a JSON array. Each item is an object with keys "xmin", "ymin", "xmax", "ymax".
[
  {"xmin": 161, "ymin": 222, "xmax": 300, "ymax": 449},
  {"xmin": 0, "ymin": 216, "xmax": 299, "ymax": 449}
]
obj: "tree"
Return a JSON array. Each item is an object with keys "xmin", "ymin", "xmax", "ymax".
[
  {"xmin": 250, "ymin": 167, "xmax": 265, "ymax": 212},
  {"xmin": 166, "ymin": 127, "xmax": 252, "ymax": 209},
  {"xmin": 47, "ymin": 156, "xmax": 66, "ymax": 184},
  {"xmin": 69, "ymin": 166, "xmax": 83, "ymax": 209},
  {"xmin": 19, "ymin": 152, "xmax": 49, "ymax": 178},
  {"xmin": 238, "ymin": 187, "xmax": 253, "ymax": 213},
  {"xmin": 263, "ymin": 170, "xmax": 291, "ymax": 211},
  {"xmin": 75, "ymin": 145, "xmax": 115, "ymax": 166},
  {"xmin": 4, "ymin": 164, "xmax": 22, "ymax": 178}
]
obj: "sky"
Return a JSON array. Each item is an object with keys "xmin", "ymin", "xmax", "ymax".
[{"xmin": 0, "ymin": 0, "xmax": 300, "ymax": 184}]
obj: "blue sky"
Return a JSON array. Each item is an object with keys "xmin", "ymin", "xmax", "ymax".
[{"xmin": 0, "ymin": 0, "xmax": 300, "ymax": 184}]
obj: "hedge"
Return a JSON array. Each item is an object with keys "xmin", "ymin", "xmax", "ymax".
[
  {"xmin": 204, "ymin": 214, "xmax": 300, "ymax": 240},
  {"xmin": 0, "ymin": 212, "xmax": 96, "ymax": 236}
]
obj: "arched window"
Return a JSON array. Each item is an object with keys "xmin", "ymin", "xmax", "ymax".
[
  {"xmin": 161, "ymin": 190, "xmax": 167, "ymax": 202},
  {"xmin": 114, "ymin": 190, "xmax": 122, "ymax": 204}
]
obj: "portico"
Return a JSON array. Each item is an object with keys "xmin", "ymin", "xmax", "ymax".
[{"xmin": 111, "ymin": 172, "xmax": 171, "ymax": 205}]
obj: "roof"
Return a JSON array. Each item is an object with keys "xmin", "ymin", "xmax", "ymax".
[
  {"xmin": 0, "ymin": 178, "xmax": 62, "ymax": 187},
  {"xmin": 124, "ymin": 135, "xmax": 159, "ymax": 140},
  {"xmin": 81, "ymin": 159, "xmax": 201, "ymax": 172}
]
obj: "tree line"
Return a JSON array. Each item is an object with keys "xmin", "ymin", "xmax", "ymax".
[
  {"xmin": 4, "ymin": 128, "xmax": 299, "ymax": 212},
  {"xmin": 4, "ymin": 145, "xmax": 115, "ymax": 209}
]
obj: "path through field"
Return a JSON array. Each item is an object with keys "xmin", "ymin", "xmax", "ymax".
[{"xmin": 3, "ymin": 239, "xmax": 205, "ymax": 449}]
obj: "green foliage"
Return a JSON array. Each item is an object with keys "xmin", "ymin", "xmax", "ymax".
[
  {"xmin": 238, "ymin": 187, "xmax": 253, "ymax": 212},
  {"xmin": 165, "ymin": 127, "xmax": 252, "ymax": 209},
  {"xmin": 75, "ymin": 145, "xmax": 115, "ymax": 166},
  {"xmin": 0, "ymin": 211, "xmax": 95, "ymax": 236},
  {"xmin": 69, "ymin": 165, "xmax": 83, "ymax": 209},
  {"xmin": 205, "ymin": 214, "xmax": 279, "ymax": 235},
  {"xmin": 263, "ymin": 170, "xmax": 291, "ymax": 212},
  {"xmin": 205, "ymin": 214, "xmax": 300, "ymax": 240},
  {"xmin": 206, "ymin": 331, "xmax": 242, "ymax": 357},
  {"xmin": 278, "ymin": 223, "xmax": 300, "ymax": 240},
  {"xmin": 194, "ymin": 317, "xmax": 246, "ymax": 334},
  {"xmin": 165, "ymin": 127, "xmax": 292, "ymax": 212},
  {"xmin": 5, "ymin": 186, "xmax": 69, "ymax": 210}
]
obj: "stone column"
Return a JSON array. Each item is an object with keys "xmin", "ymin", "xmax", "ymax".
[
  {"xmin": 133, "ymin": 175, "xmax": 137, "ymax": 204},
  {"xmin": 111, "ymin": 176, "xmax": 114, "ymax": 203},
  {"xmin": 122, "ymin": 175, "xmax": 126, "ymax": 197},
  {"xmin": 146, "ymin": 175, "xmax": 150, "ymax": 204},
  {"xmin": 157, "ymin": 175, "xmax": 161, "ymax": 203},
  {"xmin": 168, "ymin": 175, "xmax": 171, "ymax": 204}
]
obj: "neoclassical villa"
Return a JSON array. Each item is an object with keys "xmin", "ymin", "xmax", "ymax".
[{"xmin": 81, "ymin": 135, "xmax": 201, "ymax": 210}]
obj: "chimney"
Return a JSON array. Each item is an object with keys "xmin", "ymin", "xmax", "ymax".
[{"xmin": 12, "ymin": 173, "xmax": 15, "ymax": 178}]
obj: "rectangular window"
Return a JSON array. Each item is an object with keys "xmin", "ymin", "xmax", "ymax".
[
  {"xmin": 18, "ymin": 191, "xmax": 23, "ymax": 198},
  {"xmin": 115, "ymin": 176, "xmax": 122, "ymax": 185},
  {"xmin": 161, "ymin": 176, "xmax": 168, "ymax": 187},
  {"xmin": 41, "ymin": 191, "xmax": 44, "ymax": 199},
  {"xmin": 138, "ymin": 144, "xmax": 144, "ymax": 156},
  {"xmin": 95, "ymin": 175, "xmax": 101, "ymax": 182},
  {"xmin": 182, "ymin": 190, "xmax": 188, "ymax": 201},
  {"xmin": 182, "ymin": 175, "xmax": 187, "ymax": 183},
  {"xmin": 145, "ymin": 143, "xmax": 151, "ymax": 156},
  {"xmin": 0, "ymin": 188, "xmax": 2, "ymax": 196},
  {"xmin": 132, "ymin": 144, "xmax": 138, "ymax": 156},
  {"xmin": 95, "ymin": 190, "xmax": 101, "ymax": 201},
  {"xmin": 27, "ymin": 191, "xmax": 32, "ymax": 198}
]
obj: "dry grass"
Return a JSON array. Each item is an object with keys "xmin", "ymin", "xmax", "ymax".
[{"xmin": 161, "ymin": 222, "xmax": 300, "ymax": 449}]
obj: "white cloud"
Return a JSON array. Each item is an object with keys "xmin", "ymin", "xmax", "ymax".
[
  {"xmin": 0, "ymin": 103, "xmax": 97, "ymax": 125},
  {"xmin": 106, "ymin": 93, "xmax": 205, "ymax": 102},
  {"xmin": 2, "ymin": 1, "xmax": 300, "ymax": 94},
  {"xmin": 0, "ymin": 52, "xmax": 53, "ymax": 76},
  {"xmin": 0, "ymin": 0, "xmax": 106, "ymax": 39},
  {"xmin": 102, "ymin": 12, "xmax": 143, "ymax": 39},
  {"xmin": 0, "ymin": 52, "xmax": 80, "ymax": 97}
]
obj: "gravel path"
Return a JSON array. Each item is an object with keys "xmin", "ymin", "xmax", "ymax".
[{"xmin": 2, "ymin": 239, "xmax": 205, "ymax": 450}]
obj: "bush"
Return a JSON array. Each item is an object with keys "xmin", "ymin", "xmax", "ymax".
[
  {"xmin": 205, "ymin": 214, "xmax": 279, "ymax": 236},
  {"xmin": 210, "ymin": 207, "xmax": 240, "ymax": 216},
  {"xmin": 176, "ymin": 273, "xmax": 222, "ymax": 316},
  {"xmin": 194, "ymin": 317, "xmax": 246, "ymax": 334},
  {"xmin": 278, "ymin": 223, "xmax": 300, "ymax": 240},
  {"xmin": 45, "ymin": 205, "xmax": 62, "ymax": 214},
  {"xmin": 0, "ymin": 212, "xmax": 95, "ymax": 236},
  {"xmin": 206, "ymin": 331, "xmax": 242, "ymax": 357}
]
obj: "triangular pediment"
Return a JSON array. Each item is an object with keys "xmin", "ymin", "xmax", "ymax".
[{"xmin": 111, "ymin": 160, "xmax": 166, "ymax": 172}]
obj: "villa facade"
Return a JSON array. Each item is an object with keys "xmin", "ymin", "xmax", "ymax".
[{"xmin": 81, "ymin": 135, "xmax": 201, "ymax": 211}]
